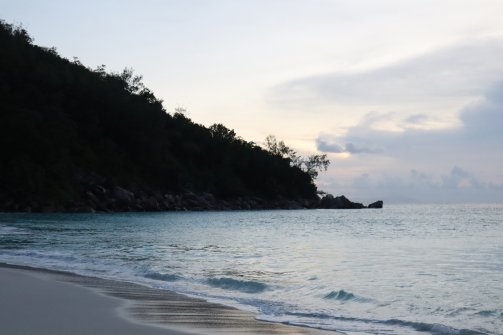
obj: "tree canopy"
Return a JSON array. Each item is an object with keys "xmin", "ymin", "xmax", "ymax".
[
  {"xmin": 264, "ymin": 135, "xmax": 330, "ymax": 179},
  {"xmin": 0, "ymin": 20, "xmax": 326, "ymax": 209}
]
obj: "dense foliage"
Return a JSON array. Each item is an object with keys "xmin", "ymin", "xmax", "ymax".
[{"xmin": 0, "ymin": 21, "xmax": 319, "ymax": 206}]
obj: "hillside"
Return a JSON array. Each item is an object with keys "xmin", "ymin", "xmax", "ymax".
[{"xmin": 0, "ymin": 21, "xmax": 321, "ymax": 212}]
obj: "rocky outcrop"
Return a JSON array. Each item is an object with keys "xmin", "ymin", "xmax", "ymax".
[
  {"xmin": 113, "ymin": 186, "xmax": 135, "ymax": 203},
  {"xmin": 318, "ymin": 194, "xmax": 365, "ymax": 209},
  {"xmin": 318, "ymin": 194, "xmax": 383, "ymax": 209},
  {"xmin": 0, "ymin": 175, "xmax": 382, "ymax": 212},
  {"xmin": 367, "ymin": 200, "xmax": 384, "ymax": 209}
]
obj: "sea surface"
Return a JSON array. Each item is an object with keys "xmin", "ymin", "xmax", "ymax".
[{"xmin": 0, "ymin": 204, "xmax": 502, "ymax": 335}]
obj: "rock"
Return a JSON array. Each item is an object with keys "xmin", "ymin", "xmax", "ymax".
[
  {"xmin": 163, "ymin": 193, "xmax": 176, "ymax": 204},
  {"xmin": 367, "ymin": 200, "xmax": 383, "ymax": 208},
  {"xmin": 95, "ymin": 202, "xmax": 110, "ymax": 212},
  {"xmin": 143, "ymin": 196, "xmax": 160, "ymax": 211},
  {"xmin": 3, "ymin": 175, "xmax": 381, "ymax": 212},
  {"xmin": 95, "ymin": 185, "xmax": 107, "ymax": 195},
  {"xmin": 85, "ymin": 191, "xmax": 99, "ymax": 203},
  {"xmin": 73, "ymin": 206, "xmax": 96, "ymax": 213},
  {"xmin": 2, "ymin": 200, "xmax": 15, "ymax": 211},
  {"xmin": 113, "ymin": 186, "xmax": 135, "ymax": 203},
  {"xmin": 318, "ymin": 194, "xmax": 365, "ymax": 209},
  {"xmin": 41, "ymin": 205, "xmax": 55, "ymax": 213},
  {"xmin": 181, "ymin": 191, "xmax": 217, "ymax": 210}
]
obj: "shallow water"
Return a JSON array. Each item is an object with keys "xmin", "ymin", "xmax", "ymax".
[{"xmin": 0, "ymin": 204, "xmax": 502, "ymax": 335}]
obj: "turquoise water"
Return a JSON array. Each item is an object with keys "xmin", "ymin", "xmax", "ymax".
[{"xmin": 0, "ymin": 204, "xmax": 502, "ymax": 335}]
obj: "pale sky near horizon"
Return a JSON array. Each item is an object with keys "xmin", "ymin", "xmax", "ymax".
[{"xmin": 2, "ymin": 0, "xmax": 503, "ymax": 203}]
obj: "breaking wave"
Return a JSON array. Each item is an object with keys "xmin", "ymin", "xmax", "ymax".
[
  {"xmin": 143, "ymin": 271, "xmax": 180, "ymax": 282},
  {"xmin": 323, "ymin": 289, "xmax": 371, "ymax": 302},
  {"xmin": 278, "ymin": 311, "xmax": 489, "ymax": 335},
  {"xmin": 207, "ymin": 277, "xmax": 268, "ymax": 293}
]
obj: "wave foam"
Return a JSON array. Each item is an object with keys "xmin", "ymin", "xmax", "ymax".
[
  {"xmin": 280, "ymin": 311, "xmax": 489, "ymax": 335},
  {"xmin": 207, "ymin": 277, "xmax": 268, "ymax": 293},
  {"xmin": 323, "ymin": 289, "xmax": 371, "ymax": 303},
  {"xmin": 144, "ymin": 271, "xmax": 180, "ymax": 282}
]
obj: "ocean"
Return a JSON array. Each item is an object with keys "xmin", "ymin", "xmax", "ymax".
[{"xmin": 0, "ymin": 204, "xmax": 501, "ymax": 335}]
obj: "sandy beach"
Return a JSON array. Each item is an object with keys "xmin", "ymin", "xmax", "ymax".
[{"xmin": 0, "ymin": 264, "xmax": 334, "ymax": 335}]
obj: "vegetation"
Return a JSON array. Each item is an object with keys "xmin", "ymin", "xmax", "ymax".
[
  {"xmin": 0, "ymin": 20, "xmax": 328, "ymax": 209},
  {"xmin": 264, "ymin": 135, "xmax": 330, "ymax": 179}
]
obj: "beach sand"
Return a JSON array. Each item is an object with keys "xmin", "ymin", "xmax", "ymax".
[{"xmin": 0, "ymin": 264, "xmax": 335, "ymax": 335}]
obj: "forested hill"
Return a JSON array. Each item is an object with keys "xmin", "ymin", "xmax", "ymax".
[{"xmin": 0, "ymin": 21, "xmax": 321, "ymax": 212}]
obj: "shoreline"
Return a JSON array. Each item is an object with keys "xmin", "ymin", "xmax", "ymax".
[
  {"xmin": 1, "ymin": 189, "xmax": 382, "ymax": 213},
  {"xmin": 0, "ymin": 263, "xmax": 337, "ymax": 335}
]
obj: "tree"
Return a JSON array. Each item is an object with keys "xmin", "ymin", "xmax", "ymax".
[
  {"xmin": 209, "ymin": 124, "xmax": 236, "ymax": 141},
  {"xmin": 0, "ymin": 21, "xmax": 32, "ymax": 43},
  {"xmin": 265, "ymin": 135, "xmax": 301, "ymax": 166},
  {"xmin": 264, "ymin": 135, "xmax": 330, "ymax": 180},
  {"xmin": 303, "ymin": 154, "xmax": 330, "ymax": 179},
  {"xmin": 119, "ymin": 67, "xmax": 145, "ymax": 94},
  {"xmin": 114, "ymin": 68, "xmax": 163, "ymax": 106}
]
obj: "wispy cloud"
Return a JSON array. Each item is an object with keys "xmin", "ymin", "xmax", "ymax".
[{"xmin": 270, "ymin": 37, "xmax": 503, "ymax": 107}]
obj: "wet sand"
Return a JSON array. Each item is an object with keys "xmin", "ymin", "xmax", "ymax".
[{"xmin": 0, "ymin": 264, "xmax": 336, "ymax": 335}]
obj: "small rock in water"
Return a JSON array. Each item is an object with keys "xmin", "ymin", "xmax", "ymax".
[{"xmin": 367, "ymin": 200, "xmax": 383, "ymax": 209}]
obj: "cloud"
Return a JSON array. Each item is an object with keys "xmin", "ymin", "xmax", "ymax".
[
  {"xmin": 402, "ymin": 114, "xmax": 428, "ymax": 124},
  {"xmin": 316, "ymin": 80, "xmax": 503, "ymax": 156},
  {"xmin": 323, "ymin": 166, "xmax": 503, "ymax": 203},
  {"xmin": 441, "ymin": 166, "xmax": 480, "ymax": 189},
  {"xmin": 316, "ymin": 111, "xmax": 399, "ymax": 154},
  {"xmin": 316, "ymin": 81, "xmax": 503, "ymax": 202},
  {"xmin": 399, "ymin": 114, "xmax": 431, "ymax": 129},
  {"xmin": 268, "ymin": 33, "xmax": 503, "ymax": 203},
  {"xmin": 316, "ymin": 136, "xmax": 381, "ymax": 154},
  {"xmin": 316, "ymin": 138, "xmax": 344, "ymax": 153},
  {"xmin": 270, "ymin": 37, "xmax": 503, "ymax": 106},
  {"xmin": 459, "ymin": 82, "xmax": 503, "ymax": 137}
]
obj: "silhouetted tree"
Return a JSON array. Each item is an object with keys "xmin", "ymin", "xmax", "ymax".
[
  {"xmin": 264, "ymin": 135, "xmax": 330, "ymax": 180},
  {"xmin": 265, "ymin": 135, "xmax": 301, "ymax": 166},
  {"xmin": 209, "ymin": 124, "xmax": 236, "ymax": 141},
  {"xmin": 303, "ymin": 154, "xmax": 330, "ymax": 179}
]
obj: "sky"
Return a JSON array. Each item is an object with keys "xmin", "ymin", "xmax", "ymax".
[{"xmin": 2, "ymin": 0, "xmax": 503, "ymax": 203}]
